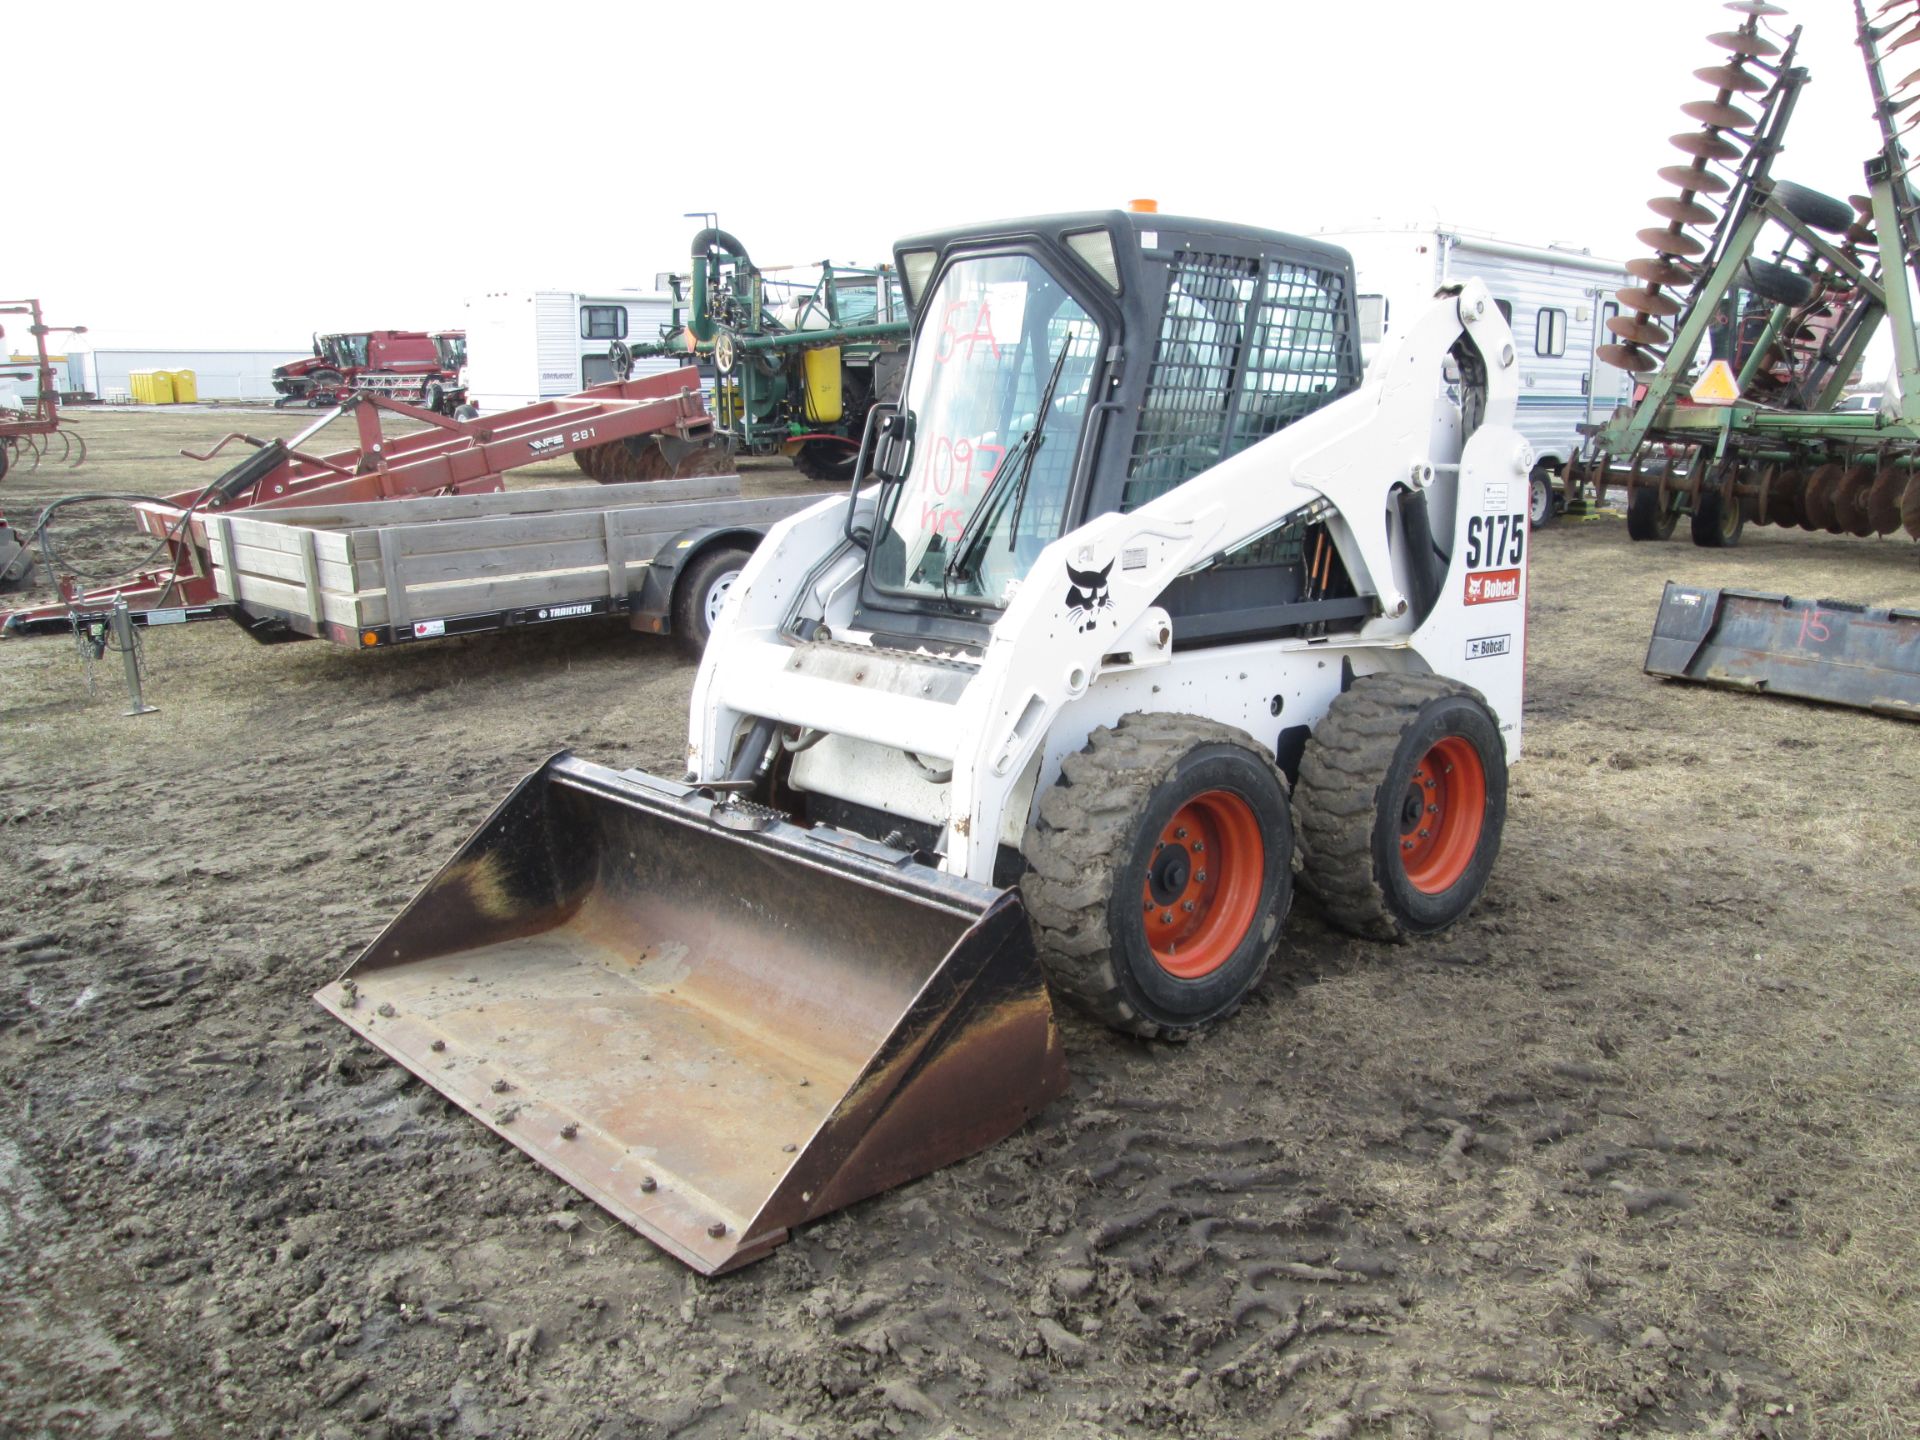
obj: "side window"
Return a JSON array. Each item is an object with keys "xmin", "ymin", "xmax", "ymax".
[
  {"xmin": 1535, "ymin": 307, "xmax": 1568, "ymax": 358},
  {"xmin": 1123, "ymin": 252, "xmax": 1360, "ymax": 512},
  {"xmin": 581, "ymin": 305, "xmax": 627, "ymax": 340},
  {"xmin": 1494, "ymin": 299, "xmax": 1514, "ymax": 326},
  {"xmin": 1357, "ymin": 293, "xmax": 1388, "ymax": 345}
]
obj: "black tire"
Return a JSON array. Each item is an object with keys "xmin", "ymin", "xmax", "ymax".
[
  {"xmin": 0, "ymin": 441, "xmax": 9, "ymax": 482},
  {"xmin": 453, "ymin": 403, "xmax": 479, "ymax": 422},
  {"xmin": 1690, "ymin": 479, "xmax": 1746, "ymax": 547},
  {"xmin": 671, "ymin": 542, "xmax": 754, "ymax": 661},
  {"xmin": 423, "ymin": 383, "xmax": 444, "ymax": 414},
  {"xmin": 1626, "ymin": 478, "xmax": 1678, "ymax": 540},
  {"xmin": 1742, "ymin": 259, "xmax": 1815, "ymax": 307},
  {"xmin": 1528, "ymin": 465, "xmax": 1558, "ymax": 529},
  {"xmin": 1021, "ymin": 714, "xmax": 1293, "ymax": 1040},
  {"xmin": 792, "ymin": 439, "xmax": 859, "ymax": 485},
  {"xmin": 1293, "ymin": 674, "xmax": 1507, "ymax": 943},
  {"xmin": 1773, "ymin": 181, "xmax": 1853, "ymax": 235}
]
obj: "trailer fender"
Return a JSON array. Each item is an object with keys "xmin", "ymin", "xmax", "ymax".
[{"xmin": 630, "ymin": 525, "xmax": 768, "ymax": 634}]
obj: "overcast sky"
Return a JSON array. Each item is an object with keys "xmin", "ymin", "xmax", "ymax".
[{"xmin": 8, "ymin": 0, "xmax": 1892, "ymax": 354}]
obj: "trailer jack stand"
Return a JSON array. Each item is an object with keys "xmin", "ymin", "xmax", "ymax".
[{"xmin": 111, "ymin": 597, "xmax": 158, "ymax": 717}]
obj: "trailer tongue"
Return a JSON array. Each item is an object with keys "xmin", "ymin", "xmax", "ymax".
[{"xmin": 315, "ymin": 755, "xmax": 1067, "ymax": 1274}]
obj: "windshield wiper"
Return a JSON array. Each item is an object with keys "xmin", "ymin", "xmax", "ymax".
[{"xmin": 942, "ymin": 331, "xmax": 1076, "ymax": 599}]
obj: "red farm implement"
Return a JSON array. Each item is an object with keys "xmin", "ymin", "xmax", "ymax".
[
  {"xmin": 1, "ymin": 367, "xmax": 715, "ymax": 637},
  {"xmin": 0, "ymin": 299, "xmax": 87, "ymax": 481}
]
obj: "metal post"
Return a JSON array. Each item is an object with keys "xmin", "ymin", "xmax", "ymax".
[{"xmin": 111, "ymin": 595, "xmax": 158, "ymax": 716}]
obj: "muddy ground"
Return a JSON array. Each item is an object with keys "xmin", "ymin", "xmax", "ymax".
[{"xmin": 2, "ymin": 407, "xmax": 1917, "ymax": 1439}]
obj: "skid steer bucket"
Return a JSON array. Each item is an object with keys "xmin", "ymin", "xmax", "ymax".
[
  {"xmin": 316, "ymin": 754, "xmax": 1068, "ymax": 1274},
  {"xmin": 1645, "ymin": 583, "xmax": 1920, "ymax": 720}
]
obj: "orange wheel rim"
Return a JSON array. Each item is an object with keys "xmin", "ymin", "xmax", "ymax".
[
  {"xmin": 1141, "ymin": 790, "xmax": 1264, "ymax": 979},
  {"xmin": 1398, "ymin": 737, "xmax": 1486, "ymax": 895}
]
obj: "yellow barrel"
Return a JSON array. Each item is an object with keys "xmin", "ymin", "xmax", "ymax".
[
  {"xmin": 168, "ymin": 369, "xmax": 198, "ymax": 403},
  {"xmin": 801, "ymin": 346, "xmax": 843, "ymax": 424}
]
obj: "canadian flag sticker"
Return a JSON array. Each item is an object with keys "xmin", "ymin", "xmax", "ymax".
[{"xmin": 1464, "ymin": 568, "xmax": 1521, "ymax": 605}]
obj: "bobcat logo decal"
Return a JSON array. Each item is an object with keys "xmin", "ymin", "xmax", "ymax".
[{"xmin": 1064, "ymin": 559, "xmax": 1114, "ymax": 633}]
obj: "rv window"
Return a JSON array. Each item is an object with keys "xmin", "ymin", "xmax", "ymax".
[
  {"xmin": 1494, "ymin": 299, "xmax": 1514, "ymax": 326},
  {"xmin": 1357, "ymin": 294, "xmax": 1388, "ymax": 345},
  {"xmin": 1535, "ymin": 307, "xmax": 1568, "ymax": 358},
  {"xmin": 581, "ymin": 305, "xmax": 628, "ymax": 341},
  {"xmin": 1603, "ymin": 301, "xmax": 1620, "ymax": 324}
]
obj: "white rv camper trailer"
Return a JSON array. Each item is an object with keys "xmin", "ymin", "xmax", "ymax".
[
  {"xmin": 461, "ymin": 291, "xmax": 681, "ymax": 414},
  {"xmin": 1322, "ymin": 227, "xmax": 1632, "ymax": 525}
]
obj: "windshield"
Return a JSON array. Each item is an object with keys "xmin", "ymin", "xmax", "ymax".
[{"xmin": 869, "ymin": 253, "xmax": 1100, "ymax": 606}]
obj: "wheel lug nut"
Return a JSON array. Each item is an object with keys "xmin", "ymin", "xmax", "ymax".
[
  {"xmin": 1182, "ymin": 901, "xmax": 1195, "ymax": 912},
  {"xmin": 1427, "ymin": 804, "xmax": 1438, "ymax": 815},
  {"xmin": 1195, "ymin": 870, "xmax": 1207, "ymax": 882},
  {"xmin": 1161, "ymin": 910, "xmax": 1174, "ymax": 924},
  {"xmin": 1192, "ymin": 841, "xmax": 1204, "ymax": 853},
  {"xmin": 1418, "ymin": 828, "xmax": 1430, "ymax": 838},
  {"xmin": 1176, "ymin": 827, "xmax": 1188, "ymax": 839}
]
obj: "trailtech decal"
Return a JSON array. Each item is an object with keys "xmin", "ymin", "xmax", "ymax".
[{"xmin": 1064, "ymin": 560, "xmax": 1113, "ymax": 632}]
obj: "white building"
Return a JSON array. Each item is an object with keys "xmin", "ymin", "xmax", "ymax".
[{"xmin": 76, "ymin": 347, "xmax": 308, "ymax": 402}]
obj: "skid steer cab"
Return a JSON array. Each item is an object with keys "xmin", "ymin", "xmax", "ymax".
[{"xmin": 320, "ymin": 211, "xmax": 1534, "ymax": 1273}]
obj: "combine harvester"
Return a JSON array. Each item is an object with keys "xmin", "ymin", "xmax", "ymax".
[
  {"xmin": 321, "ymin": 206, "xmax": 1539, "ymax": 1272},
  {"xmin": 2, "ymin": 370, "xmax": 820, "ymax": 658}
]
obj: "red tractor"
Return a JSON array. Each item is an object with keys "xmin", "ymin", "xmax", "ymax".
[{"xmin": 271, "ymin": 330, "xmax": 463, "ymax": 411}]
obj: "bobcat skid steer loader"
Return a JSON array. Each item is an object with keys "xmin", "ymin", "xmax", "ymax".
[{"xmin": 319, "ymin": 211, "xmax": 1533, "ymax": 1273}]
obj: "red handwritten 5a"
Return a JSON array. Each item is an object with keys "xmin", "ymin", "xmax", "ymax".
[{"xmin": 936, "ymin": 301, "xmax": 1001, "ymax": 364}]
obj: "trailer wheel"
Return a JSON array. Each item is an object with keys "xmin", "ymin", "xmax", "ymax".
[
  {"xmin": 1742, "ymin": 259, "xmax": 1815, "ymax": 308},
  {"xmin": 1528, "ymin": 464, "xmax": 1558, "ymax": 529},
  {"xmin": 1689, "ymin": 465, "xmax": 1746, "ymax": 547},
  {"xmin": 1294, "ymin": 674, "xmax": 1507, "ymax": 943},
  {"xmin": 1626, "ymin": 476, "xmax": 1678, "ymax": 540},
  {"xmin": 672, "ymin": 542, "xmax": 754, "ymax": 660},
  {"xmin": 1021, "ymin": 714, "xmax": 1293, "ymax": 1040}
]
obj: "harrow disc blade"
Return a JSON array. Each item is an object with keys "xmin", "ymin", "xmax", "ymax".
[
  {"xmin": 1598, "ymin": 342, "xmax": 1660, "ymax": 373},
  {"xmin": 1706, "ymin": 29, "xmax": 1781, "ymax": 57},
  {"xmin": 1836, "ymin": 463, "xmax": 1878, "ymax": 537},
  {"xmin": 1868, "ymin": 463, "xmax": 1906, "ymax": 534},
  {"xmin": 1847, "ymin": 222, "xmax": 1879, "ymax": 247},
  {"xmin": 1608, "ymin": 314, "xmax": 1673, "ymax": 346},
  {"xmin": 1724, "ymin": 0, "xmax": 1787, "ymax": 13},
  {"xmin": 1637, "ymin": 226, "xmax": 1707, "ymax": 256},
  {"xmin": 1694, "ymin": 63, "xmax": 1768, "ymax": 93},
  {"xmin": 1680, "ymin": 98, "xmax": 1758, "ymax": 130},
  {"xmin": 1649, "ymin": 195, "xmax": 1718, "ymax": 226},
  {"xmin": 1904, "ymin": 470, "xmax": 1920, "ymax": 539},
  {"xmin": 1766, "ymin": 466, "xmax": 1804, "ymax": 528},
  {"xmin": 1616, "ymin": 286, "xmax": 1683, "ymax": 317},
  {"xmin": 1803, "ymin": 462, "xmax": 1841, "ymax": 531},
  {"xmin": 1670, "ymin": 130, "xmax": 1745, "ymax": 161},
  {"xmin": 1627, "ymin": 255, "xmax": 1697, "ymax": 286},
  {"xmin": 1659, "ymin": 163, "xmax": 1732, "ymax": 193}
]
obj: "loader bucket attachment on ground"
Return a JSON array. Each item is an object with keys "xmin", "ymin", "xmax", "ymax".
[
  {"xmin": 1645, "ymin": 582, "xmax": 1920, "ymax": 720},
  {"xmin": 316, "ymin": 754, "xmax": 1068, "ymax": 1274}
]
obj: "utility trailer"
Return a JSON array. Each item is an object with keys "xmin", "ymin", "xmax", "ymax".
[
  {"xmin": 1, "ymin": 368, "xmax": 717, "ymax": 639},
  {"xmin": 201, "ymin": 473, "xmax": 824, "ymax": 656}
]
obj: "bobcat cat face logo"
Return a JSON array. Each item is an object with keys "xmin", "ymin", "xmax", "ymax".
[{"xmin": 1064, "ymin": 559, "xmax": 1113, "ymax": 633}]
